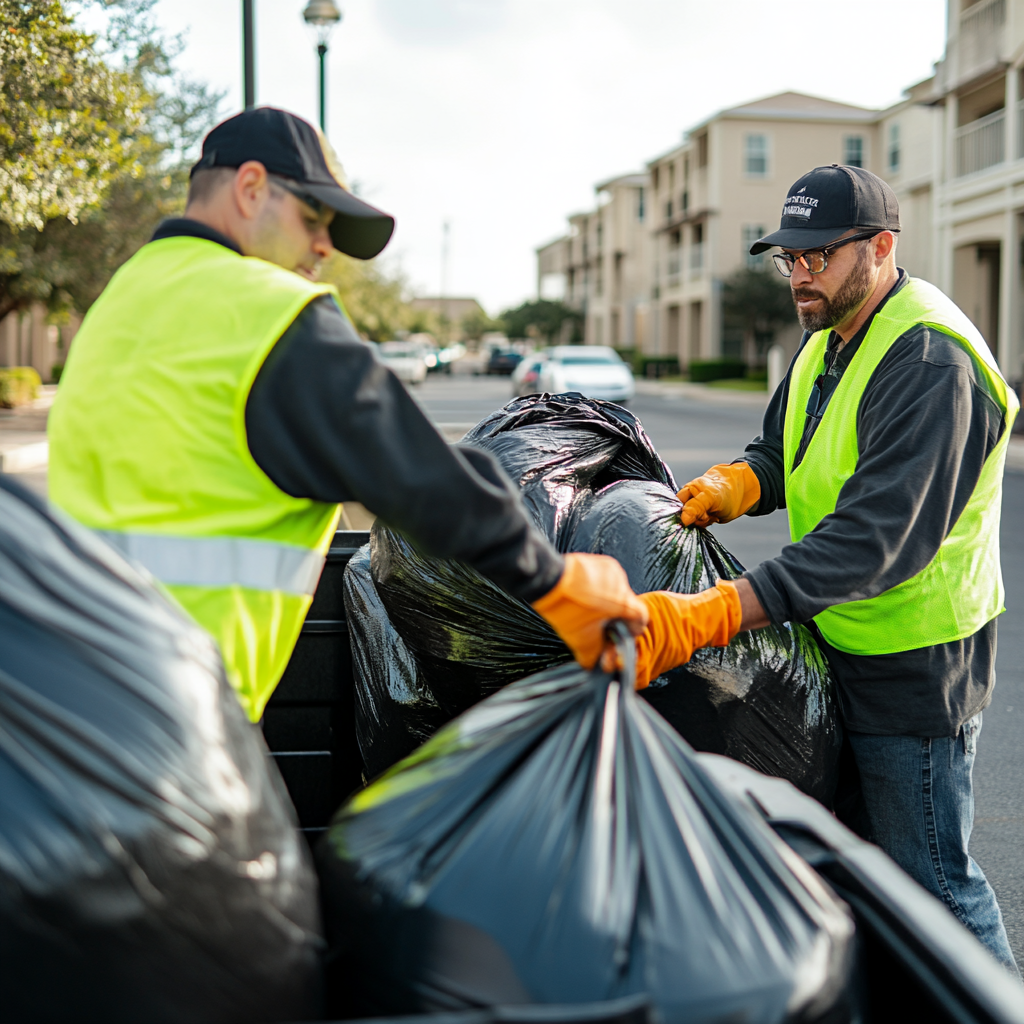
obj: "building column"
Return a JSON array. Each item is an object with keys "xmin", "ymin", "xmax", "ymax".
[
  {"xmin": 999, "ymin": 209, "xmax": 1020, "ymax": 377},
  {"xmin": 0, "ymin": 313, "xmax": 16, "ymax": 367},
  {"xmin": 29, "ymin": 303, "xmax": 50, "ymax": 382},
  {"xmin": 1007, "ymin": 66, "xmax": 1019, "ymax": 164}
]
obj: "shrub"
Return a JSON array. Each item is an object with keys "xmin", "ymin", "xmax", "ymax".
[
  {"xmin": 689, "ymin": 359, "xmax": 746, "ymax": 383},
  {"xmin": 0, "ymin": 367, "xmax": 41, "ymax": 408},
  {"xmin": 638, "ymin": 355, "xmax": 680, "ymax": 379}
]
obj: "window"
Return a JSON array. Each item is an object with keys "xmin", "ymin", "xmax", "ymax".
[
  {"xmin": 888, "ymin": 123, "xmax": 901, "ymax": 173},
  {"xmin": 844, "ymin": 135, "xmax": 864, "ymax": 168},
  {"xmin": 697, "ymin": 133, "xmax": 708, "ymax": 168},
  {"xmin": 745, "ymin": 134, "xmax": 768, "ymax": 177},
  {"xmin": 652, "ymin": 167, "xmax": 660, "ymax": 192},
  {"xmin": 665, "ymin": 199, "xmax": 673, "ymax": 219},
  {"xmin": 636, "ymin": 187, "xmax": 645, "ymax": 222},
  {"xmin": 681, "ymin": 190, "xmax": 689, "ymax": 213},
  {"xmin": 743, "ymin": 224, "xmax": 765, "ymax": 268},
  {"xmin": 596, "ymin": 221, "xmax": 603, "ymax": 250}
]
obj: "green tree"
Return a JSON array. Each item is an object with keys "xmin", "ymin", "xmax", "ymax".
[
  {"xmin": 721, "ymin": 264, "xmax": 796, "ymax": 360},
  {"xmin": 499, "ymin": 299, "xmax": 580, "ymax": 343},
  {"xmin": 318, "ymin": 253, "xmax": 411, "ymax": 342},
  {"xmin": 0, "ymin": 0, "xmax": 222, "ymax": 320},
  {"xmin": 461, "ymin": 306, "xmax": 502, "ymax": 341}
]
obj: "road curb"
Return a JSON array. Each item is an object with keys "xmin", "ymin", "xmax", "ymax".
[{"xmin": 634, "ymin": 379, "xmax": 769, "ymax": 408}]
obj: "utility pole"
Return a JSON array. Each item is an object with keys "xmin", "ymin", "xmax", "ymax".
[
  {"xmin": 242, "ymin": 0, "xmax": 255, "ymax": 109},
  {"xmin": 440, "ymin": 220, "xmax": 450, "ymax": 345}
]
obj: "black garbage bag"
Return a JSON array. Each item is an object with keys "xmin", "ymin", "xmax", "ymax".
[
  {"xmin": 317, "ymin": 632, "xmax": 858, "ymax": 1023},
  {"xmin": 0, "ymin": 476, "xmax": 321, "ymax": 1024},
  {"xmin": 348, "ymin": 394, "xmax": 840, "ymax": 801}
]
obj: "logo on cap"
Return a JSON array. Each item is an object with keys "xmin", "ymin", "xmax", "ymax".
[{"xmin": 783, "ymin": 192, "xmax": 819, "ymax": 220}]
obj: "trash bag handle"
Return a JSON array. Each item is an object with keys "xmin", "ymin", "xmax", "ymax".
[{"xmin": 604, "ymin": 619, "xmax": 637, "ymax": 690}]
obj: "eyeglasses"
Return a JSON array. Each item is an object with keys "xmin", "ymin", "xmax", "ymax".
[
  {"xmin": 267, "ymin": 175, "xmax": 335, "ymax": 226},
  {"xmin": 772, "ymin": 230, "xmax": 880, "ymax": 278}
]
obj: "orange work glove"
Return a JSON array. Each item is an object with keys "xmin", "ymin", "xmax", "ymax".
[
  {"xmin": 677, "ymin": 462, "xmax": 760, "ymax": 528},
  {"xmin": 633, "ymin": 580, "xmax": 743, "ymax": 689},
  {"xmin": 532, "ymin": 553, "xmax": 650, "ymax": 669}
]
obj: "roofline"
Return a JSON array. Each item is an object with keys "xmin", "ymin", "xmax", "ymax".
[
  {"xmin": 681, "ymin": 90, "xmax": 882, "ymax": 138},
  {"xmin": 595, "ymin": 171, "xmax": 648, "ymax": 191}
]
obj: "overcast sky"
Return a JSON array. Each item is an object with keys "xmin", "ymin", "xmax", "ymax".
[{"xmin": 147, "ymin": 0, "xmax": 948, "ymax": 315}]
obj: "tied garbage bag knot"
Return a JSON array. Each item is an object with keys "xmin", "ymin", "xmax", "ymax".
[{"xmin": 317, "ymin": 628, "xmax": 858, "ymax": 1022}]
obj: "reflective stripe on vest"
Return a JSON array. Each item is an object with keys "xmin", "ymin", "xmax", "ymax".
[
  {"xmin": 782, "ymin": 276, "xmax": 1019, "ymax": 656},
  {"xmin": 98, "ymin": 531, "xmax": 326, "ymax": 596}
]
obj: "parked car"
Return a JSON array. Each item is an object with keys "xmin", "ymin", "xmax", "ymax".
[
  {"xmin": 537, "ymin": 346, "xmax": 635, "ymax": 403},
  {"xmin": 511, "ymin": 350, "xmax": 549, "ymax": 395},
  {"xmin": 378, "ymin": 341, "xmax": 427, "ymax": 385},
  {"xmin": 486, "ymin": 348, "xmax": 523, "ymax": 375}
]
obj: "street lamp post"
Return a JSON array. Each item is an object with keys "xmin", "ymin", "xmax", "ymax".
[{"xmin": 302, "ymin": 0, "xmax": 342, "ymax": 131}]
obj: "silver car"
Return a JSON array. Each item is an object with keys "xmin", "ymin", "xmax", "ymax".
[{"xmin": 537, "ymin": 346, "xmax": 635, "ymax": 403}]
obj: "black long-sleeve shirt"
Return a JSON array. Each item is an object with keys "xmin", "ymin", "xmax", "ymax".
[
  {"xmin": 151, "ymin": 219, "xmax": 563, "ymax": 602},
  {"xmin": 740, "ymin": 271, "xmax": 1006, "ymax": 737}
]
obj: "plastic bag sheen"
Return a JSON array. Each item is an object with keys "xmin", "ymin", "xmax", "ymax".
[
  {"xmin": 347, "ymin": 394, "xmax": 840, "ymax": 802},
  {"xmin": 0, "ymin": 477, "xmax": 321, "ymax": 1024},
  {"xmin": 318, "ymin": 636, "xmax": 857, "ymax": 1023}
]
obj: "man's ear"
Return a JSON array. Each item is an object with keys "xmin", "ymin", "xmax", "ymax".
[
  {"xmin": 874, "ymin": 230, "xmax": 896, "ymax": 261},
  {"xmin": 233, "ymin": 161, "xmax": 270, "ymax": 221}
]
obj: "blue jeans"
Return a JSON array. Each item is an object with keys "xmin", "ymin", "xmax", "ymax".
[{"xmin": 848, "ymin": 714, "xmax": 1020, "ymax": 977}]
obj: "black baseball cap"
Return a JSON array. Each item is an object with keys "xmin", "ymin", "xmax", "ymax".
[
  {"xmin": 190, "ymin": 107, "xmax": 395, "ymax": 260},
  {"xmin": 749, "ymin": 164, "xmax": 900, "ymax": 255}
]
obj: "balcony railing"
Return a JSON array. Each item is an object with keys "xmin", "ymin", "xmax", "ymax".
[
  {"xmin": 955, "ymin": 108, "xmax": 1005, "ymax": 176},
  {"xmin": 959, "ymin": 0, "xmax": 1005, "ymax": 81}
]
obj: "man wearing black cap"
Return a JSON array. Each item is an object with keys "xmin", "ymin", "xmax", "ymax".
[
  {"xmin": 676, "ymin": 164, "xmax": 1020, "ymax": 974},
  {"xmin": 48, "ymin": 108, "xmax": 659, "ymax": 726}
]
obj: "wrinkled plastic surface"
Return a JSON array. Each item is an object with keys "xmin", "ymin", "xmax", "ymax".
[
  {"xmin": 0, "ymin": 476, "xmax": 321, "ymax": 1024},
  {"xmin": 347, "ymin": 394, "xmax": 840, "ymax": 801},
  {"xmin": 318, "ymin": 638, "xmax": 857, "ymax": 1022}
]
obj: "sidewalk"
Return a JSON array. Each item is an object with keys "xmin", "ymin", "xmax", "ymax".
[
  {"xmin": 634, "ymin": 378, "xmax": 769, "ymax": 409},
  {"xmin": 0, "ymin": 385, "xmax": 55, "ymax": 474}
]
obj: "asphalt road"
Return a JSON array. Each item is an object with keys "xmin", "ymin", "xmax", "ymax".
[{"xmin": 414, "ymin": 371, "xmax": 1024, "ymax": 966}]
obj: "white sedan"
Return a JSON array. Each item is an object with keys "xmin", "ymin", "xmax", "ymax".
[
  {"xmin": 537, "ymin": 346, "xmax": 635, "ymax": 404},
  {"xmin": 378, "ymin": 341, "xmax": 427, "ymax": 385}
]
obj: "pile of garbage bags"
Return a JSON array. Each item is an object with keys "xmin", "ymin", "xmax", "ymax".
[
  {"xmin": 0, "ymin": 477, "xmax": 321, "ymax": 1024},
  {"xmin": 318, "ymin": 629, "xmax": 858, "ymax": 1022},
  {"xmin": 345, "ymin": 394, "xmax": 841, "ymax": 803}
]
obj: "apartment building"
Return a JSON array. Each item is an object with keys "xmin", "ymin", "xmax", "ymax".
[
  {"xmin": 920, "ymin": 0, "xmax": 1024, "ymax": 381},
  {"xmin": 540, "ymin": 92, "xmax": 920, "ymax": 367},
  {"xmin": 647, "ymin": 92, "xmax": 896, "ymax": 366},
  {"xmin": 536, "ymin": 172, "xmax": 649, "ymax": 349}
]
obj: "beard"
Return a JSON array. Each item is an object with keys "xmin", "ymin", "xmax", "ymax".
[{"xmin": 792, "ymin": 246, "xmax": 873, "ymax": 333}]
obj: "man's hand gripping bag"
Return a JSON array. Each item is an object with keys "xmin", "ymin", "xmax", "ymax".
[
  {"xmin": 348, "ymin": 394, "xmax": 841, "ymax": 803},
  {"xmin": 318, "ymin": 627, "xmax": 858, "ymax": 1024},
  {"xmin": 0, "ymin": 477, "xmax": 321, "ymax": 1024}
]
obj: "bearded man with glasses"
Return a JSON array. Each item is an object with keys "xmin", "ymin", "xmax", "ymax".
[{"xmin": 676, "ymin": 164, "xmax": 1021, "ymax": 976}]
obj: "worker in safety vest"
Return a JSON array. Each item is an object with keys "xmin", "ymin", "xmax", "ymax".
[
  {"xmin": 673, "ymin": 165, "xmax": 1020, "ymax": 975},
  {"xmin": 48, "ymin": 108, "xmax": 732, "ymax": 727}
]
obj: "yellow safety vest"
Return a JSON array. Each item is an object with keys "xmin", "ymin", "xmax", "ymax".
[
  {"xmin": 49, "ymin": 235, "xmax": 342, "ymax": 720},
  {"xmin": 783, "ymin": 277, "xmax": 1018, "ymax": 655}
]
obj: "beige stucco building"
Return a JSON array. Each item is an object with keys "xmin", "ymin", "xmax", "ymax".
[
  {"xmin": 536, "ymin": 172, "xmax": 649, "ymax": 349},
  {"xmin": 920, "ymin": 0, "xmax": 1024, "ymax": 382}
]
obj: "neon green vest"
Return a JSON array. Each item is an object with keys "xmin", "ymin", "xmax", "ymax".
[
  {"xmin": 49, "ymin": 235, "xmax": 342, "ymax": 721},
  {"xmin": 783, "ymin": 277, "xmax": 1018, "ymax": 655}
]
